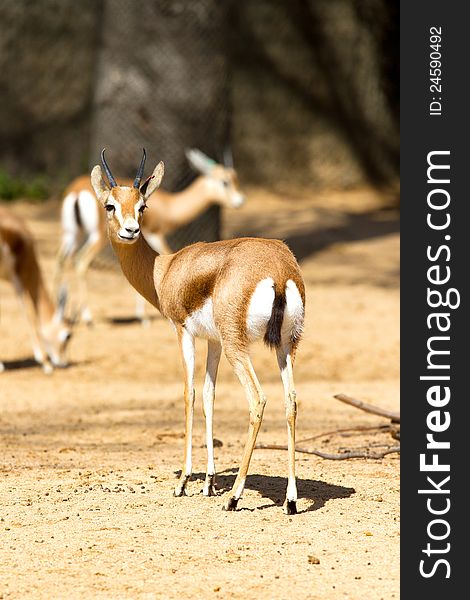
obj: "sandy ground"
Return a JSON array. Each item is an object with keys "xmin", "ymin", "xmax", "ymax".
[{"xmin": 0, "ymin": 187, "xmax": 399, "ymax": 599}]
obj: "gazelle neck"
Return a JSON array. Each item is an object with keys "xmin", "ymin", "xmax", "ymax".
[
  {"xmin": 110, "ymin": 233, "xmax": 163, "ymax": 311},
  {"xmin": 25, "ymin": 257, "xmax": 56, "ymax": 326},
  {"xmin": 168, "ymin": 177, "xmax": 218, "ymax": 222}
]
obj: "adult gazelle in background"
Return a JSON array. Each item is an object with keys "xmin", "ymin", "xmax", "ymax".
[
  {"xmin": 91, "ymin": 149, "xmax": 305, "ymax": 514},
  {"xmin": 0, "ymin": 207, "xmax": 73, "ymax": 373},
  {"xmin": 56, "ymin": 149, "xmax": 245, "ymax": 325}
]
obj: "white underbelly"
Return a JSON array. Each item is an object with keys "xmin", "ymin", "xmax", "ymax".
[
  {"xmin": 184, "ymin": 297, "xmax": 220, "ymax": 340},
  {"xmin": 184, "ymin": 281, "xmax": 276, "ymax": 342},
  {"xmin": 183, "ymin": 278, "xmax": 304, "ymax": 344}
]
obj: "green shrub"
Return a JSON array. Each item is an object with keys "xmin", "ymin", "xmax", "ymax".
[{"xmin": 0, "ymin": 169, "xmax": 49, "ymax": 201}]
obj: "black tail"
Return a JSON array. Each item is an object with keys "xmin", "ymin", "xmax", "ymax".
[
  {"xmin": 264, "ymin": 290, "xmax": 286, "ymax": 349},
  {"xmin": 73, "ymin": 195, "xmax": 83, "ymax": 229}
]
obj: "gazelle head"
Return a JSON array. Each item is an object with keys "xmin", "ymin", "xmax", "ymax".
[
  {"xmin": 185, "ymin": 148, "xmax": 245, "ymax": 209},
  {"xmin": 41, "ymin": 286, "xmax": 74, "ymax": 368},
  {"xmin": 91, "ymin": 149, "xmax": 165, "ymax": 245}
]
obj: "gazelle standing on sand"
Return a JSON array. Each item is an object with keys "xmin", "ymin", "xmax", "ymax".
[
  {"xmin": 56, "ymin": 149, "xmax": 245, "ymax": 325},
  {"xmin": 91, "ymin": 149, "xmax": 305, "ymax": 514},
  {"xmin": 0, "ymin": 207, "xmax": 73, "ymax": 373}
]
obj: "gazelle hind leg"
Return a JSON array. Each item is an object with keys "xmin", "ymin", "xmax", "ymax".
[
  {"xmin": 53, "ymin": 232, "xmax": 78, "ymax": 293},
  {"xmin": 54, "ymin": 192, "xmax": 80, "ymax": 293},
  {"xmin": 276, "ymin": 343, "xmax": 298, "ymax": 515},
  {"xmin": 174, "ymin": 326, "xmax": 196, "ymax": 497},
  {"xmin": 223, "ymin": 351, "xmax": 267, "ymax": 511},
  {"xmin": 202, "ymin": 340, "xmax": 222, "ymax": 496},
  {"xmin": 74, "ymin": 233, "xmax": 104, "ymax": 325}
]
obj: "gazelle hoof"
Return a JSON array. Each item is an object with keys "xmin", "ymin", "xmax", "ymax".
[
  {"xmin": 222, "ymin": 497, "xmax": 239, "ymax": 511},
  {"xmin": 202, "ymin": 474, "xmax": 217, "ymax": 496},
  {"xmin": 174, "ymin": 475, "xmax": 190, "ymax": 497},
  {"xmin": 42, "ymin": 362, "xmax": 54, "ymax": 375},
  {"xmin": 202, "ymin": 485, "xmax": 217, "ymax": 497},
  {"xmin": 284, "ymin": 500, "xmax": 297, "ymax": 515},
  {"xmin": 81, "ymin": 308, "xmax": 94, "ymax": 326}
]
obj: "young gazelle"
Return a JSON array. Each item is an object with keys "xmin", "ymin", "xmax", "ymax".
[
  {"xmin": 56, "ymin": 149, "xmax": 245, "ymax": 325},
  {"xmin": 0, "ymin": 207, "xmax": 73, "ymax": 373},
  {"xmin": 91, "ymin": 150, "xmax": 305, "ymax": 514}
]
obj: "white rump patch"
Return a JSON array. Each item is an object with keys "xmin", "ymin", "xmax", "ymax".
[
  {"xmin": 61, "ymin": 192, "xmax": 79, "ymax": 234},
  {"xmin": 185, "ymin": 297, "xmax": 219, "ymax": 340},
  {"xmin": 59, "ymin": 193, "xmax": 80, "ymax": 256},
  {"xmin": 246, "ymin": 278, "xmax": 275, "ymax": 342},
  {"xmin": 282, "ymin": 279, "xmax": 304, "ymax": 342},
  {"xmin": 77, "ymin": 190, "xmax": 100, "ymax": 234}
]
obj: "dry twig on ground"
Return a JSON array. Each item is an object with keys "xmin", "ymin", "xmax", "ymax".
[
  {"xmin": 255, "ymin": 443, "xmax": 400, "ymax": 460},
  {"xmin": 334, "ymin": 393, "xmax": 400, "ymax": 423},
  {"xmin": 255, "ymin": 393, "xmax": 400, "ymax": 459}
]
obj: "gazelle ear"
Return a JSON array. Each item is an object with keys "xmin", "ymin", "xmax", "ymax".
[
  {"xmin": 185, "ymin": 148, "xmax": 216, "ymax": 175},
  {"xmin": 68, "ymin": 304, "xmax": 80, "ymax": 328},
  {"xmin": 91, "ymin": 165, "xmax": 110, "ymax": 203},
  {"xmin": 223, "ymin": 145, "xmax": 234, "ymax": 168},
  {"xmin": 141, "ymin": 161, "xmax": 164, "ymax": 199}
]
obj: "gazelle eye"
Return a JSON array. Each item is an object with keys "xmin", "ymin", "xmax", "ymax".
[
  {"xmin": 138, "ymin": 204, "xmax": 147, "ymax": 213},
  {"xmin": 105, "ymin": 204, "xmax": 115, "ymax": 213},
  {"xmin": 222, "ymin": 180, "xmax": 229, "ymax": 188}
]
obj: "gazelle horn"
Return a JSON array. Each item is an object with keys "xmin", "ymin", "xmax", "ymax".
[{"xmin": 133, "ymin": 148, "xmax": 147, "ymax": 188}]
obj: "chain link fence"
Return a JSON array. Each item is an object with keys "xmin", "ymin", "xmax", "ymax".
[
  {"xmin": 90, "ymin": 0, "xmax": 232, "ymax": 249},
  {"xmin": 0, "ymin": 0, "xmax": 100, "ymax": 177}
]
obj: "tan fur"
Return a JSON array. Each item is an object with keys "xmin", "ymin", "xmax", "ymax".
[
  {"xmin": 143, "ymin": 167, "xmax": 242, "ymax": 234},
  {"xmin": 157, "ymin": 238, "xmax": 305, "ymax": 350},
  {"xmin": 0, "ymin": 207, "xmax": 72, "ymax": 372},
  {"xmin": 57, "ymin": 165, "xmax": 244, "ymax": 322},
  {"xmin": 66, "ymin": 166, "xmax": 242, "ymax": 235},
  {"xmin": 92, "ymin": 160, "xmax": 304, "ymax": 513}
]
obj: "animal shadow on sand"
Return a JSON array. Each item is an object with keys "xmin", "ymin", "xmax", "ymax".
[
  {"xmin": 0, "ymin": 357, "xmax": 90, "ymax": 372},
  {"xmin": 179, "ymin": 469, "xmax": 355, "ymax": 514},
  {"xmin": 106, "ymin": 315, "xmax": 160, "ymax": 326},
  {"xmin": 1, "ymin": 358, "xmax": 39, "ymax": 371}
]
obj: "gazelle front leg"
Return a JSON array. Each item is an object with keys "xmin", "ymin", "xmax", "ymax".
[
  {"xmin": 20, "ymin": 292, "xmax": 53, "ymax": 374},
  {"xmin": 223, "ymin": 353, "xmax": 267, "ymax": 511},
  {"xmin": 174, "ymin": 326, "xmax": 195, "ymax": 497},
  {"xmin": 202, "ymin": 340, "xmax": 222, "ymax": 496},
  {"xmin": 135, "ymin": 293, "xmax": 150, "ymax": 327},
  {"xmin": 276, "ymin": 344, "xmax": 298, "ymax": 515}
]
